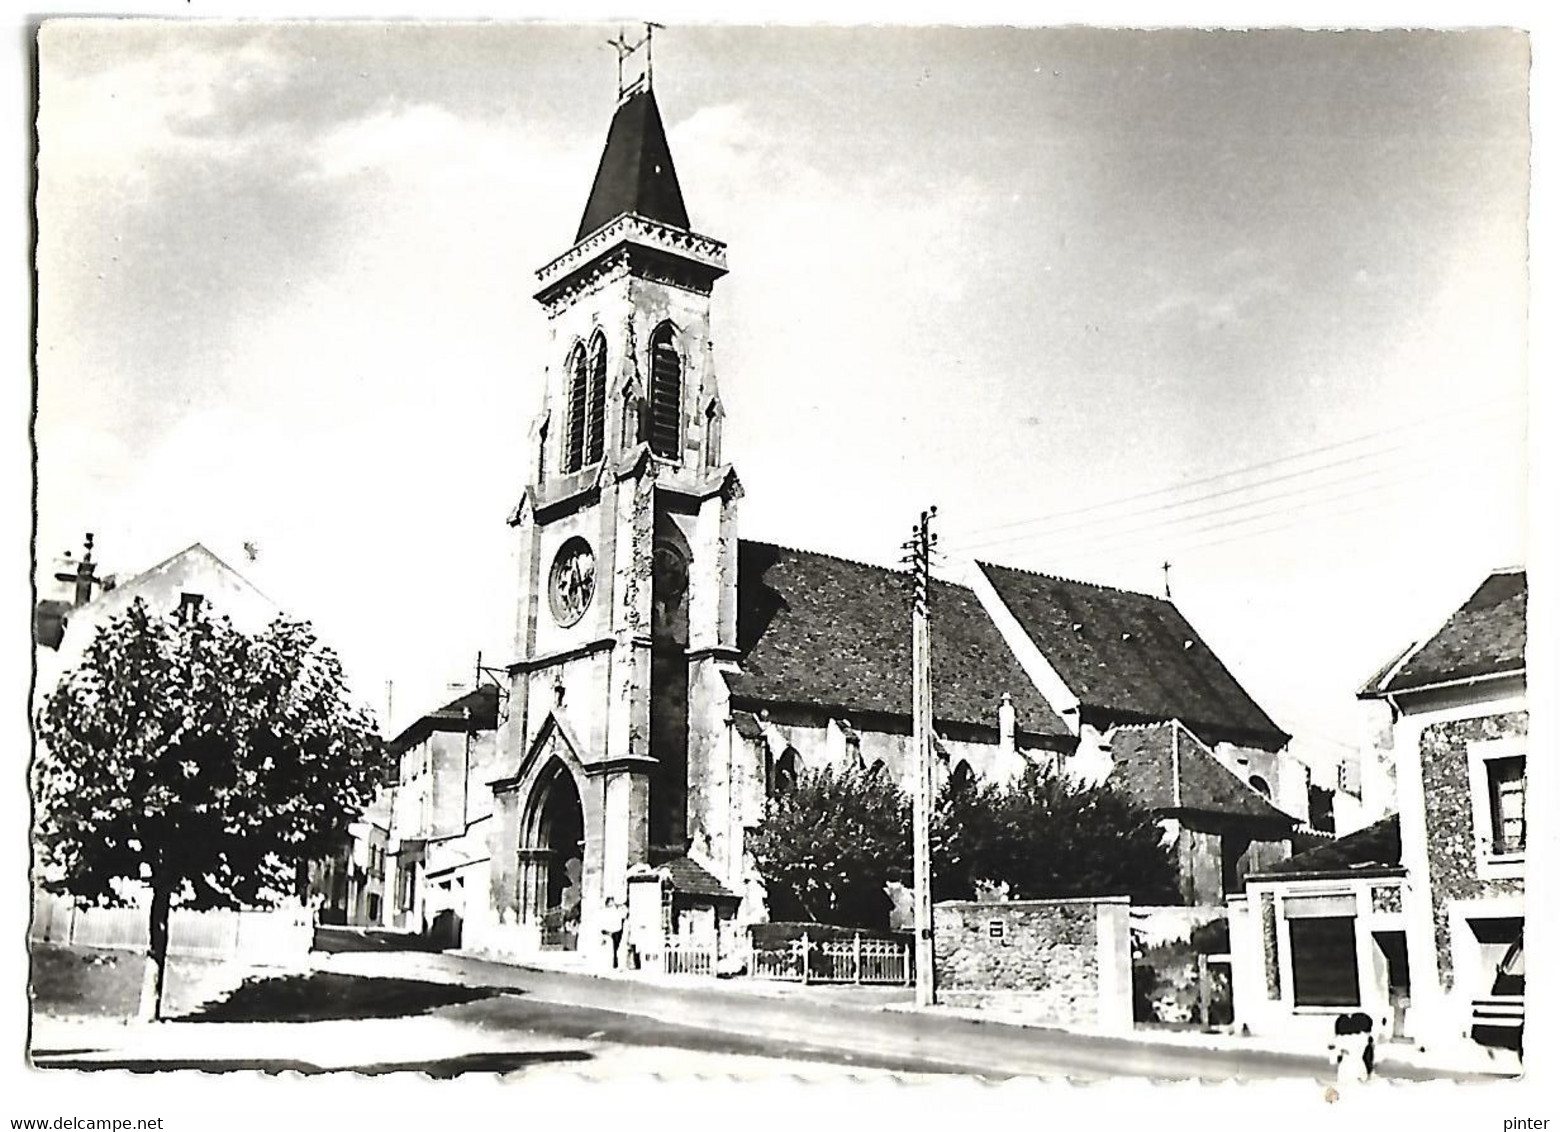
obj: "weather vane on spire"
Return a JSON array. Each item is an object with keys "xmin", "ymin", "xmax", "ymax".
[{"xmin": 606, "ymin": 22, "xmax": 663, "ymax": 102}]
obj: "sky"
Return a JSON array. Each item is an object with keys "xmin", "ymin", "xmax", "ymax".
[{"xmin": 33, "ymin": 21, "xmax": 1531, "ymax": 760}]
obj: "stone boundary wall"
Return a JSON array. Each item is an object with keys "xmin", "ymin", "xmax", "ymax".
[{"xmin": 934, "ymin": 897, "xmax": 1132, "ymax": 1033}]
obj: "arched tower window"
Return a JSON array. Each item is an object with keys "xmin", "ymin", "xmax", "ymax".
[
  {"xmin": 1249, "ymin": 775, "xmax": 1272, "ymax": 799},
  {"xmin": 585, "ymin": 332, "xmax": 607, "ymax": 465},
  {"xmin": 621, "ymin": 383, "xmax": 641, "ymax": 449},
  {"xmin": 951, "ymin": 760, "xmax": 975, "ymax": 794},
  {"xmin": 773, "ymin": 748, "xmax": 799, "ymax": 796},
  {"xmin": 564, "ymin": 343, "xmax": 588, "ymax": 473},
  {"xmin": 704, "ymin": 400, "xmax": 722, "ymax": 468},
  {"xmin": 649, "ymin": 323, "xmax": 682, "ymax": 460}
]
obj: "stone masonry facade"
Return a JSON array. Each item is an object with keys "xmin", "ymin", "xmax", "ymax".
[
  {"xmin": 1420, "ymin": 711, "xmax": 1526, "ymax": 990},
  {"xmin": 934, "ymin": 898, "xmax": 1131, "ymax": 1031}
]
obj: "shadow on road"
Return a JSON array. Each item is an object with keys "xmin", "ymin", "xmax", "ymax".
[
  {"xmin": 181, "ymin": 971, "xmax": 524, "ymax": 1023},
  {"xmin": 29, "ymin": 1050, "xmax": 594, "ymax": 1077}
]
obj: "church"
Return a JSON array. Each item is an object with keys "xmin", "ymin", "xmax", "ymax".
[{"xmin": 468, "ymin": 70, "xmax": 1301, "ymax": 967}]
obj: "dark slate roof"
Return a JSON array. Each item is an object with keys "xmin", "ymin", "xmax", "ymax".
[
  {"xmin": 1254, "ymin": 815, "xmax": 1401, "ymax": 878},
  {"xmin": 661, "ymin": 856, "xmax": 739, "ymax": 901},
  {"xmin": 1109, "ymin": 721, "xmax": 1295, "ymax": 828},
  {"xmin": 731, "ymin": 711, "xmax": 764, "ymax": 740},
  {"xmin": 388, "ymin": 685, "xmax": 500, "ymax": 755},
  {"xmin": 576, "ymin": 88, "xmax": 690, "ymax": 242},
  {"xmin": 1368, "ymin": 569, "xmax": 1526, "ymax": 696},
  {"xmin": 730, "ymin": 541, "xmax": 1070, "ymax": 738},
  {"xmin": 977, "ymin": 561, "xmax": 1289, "ymax": 749},
  {"xmin": 1356, "ymin": 642, "xmax": 1417, "ymax": 698}
]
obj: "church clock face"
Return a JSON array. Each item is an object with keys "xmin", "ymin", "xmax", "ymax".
[{"xmin": 548, "ymin": 538, "xmax": 596, "ymax": 627}]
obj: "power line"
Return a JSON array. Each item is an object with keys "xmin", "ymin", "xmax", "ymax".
[
  {"xmin": 944, "ymin": 394, "xmax": 1524, "ymax": 547},
  {"xmin": 971, "ymin": 438, "xmax": 1497, "ymax": 562},
  {"xmin": 1058, "ymin": 463, "xmax": 1461, "ymax": 562},
  {"xmin": 953, "ymin": 438, "xmax": 1451, "ymax": 556},
  {"xmin": 1047, "ymin": 460, "xmax": 1498, "ymax": 567}
]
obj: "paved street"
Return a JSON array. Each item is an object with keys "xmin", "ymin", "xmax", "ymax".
[
  {"xmin": 29, "ymin": 941, "xmax": 1511, "ymax": 1081},
  {"xmin": 295, "ymin": 949, "xmax": 1495, "ymax": 1082}
]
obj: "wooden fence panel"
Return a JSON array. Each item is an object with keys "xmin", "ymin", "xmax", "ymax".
[{"xmin": 29, "ymin": 892, "xmax": 312, "ymax": 963}]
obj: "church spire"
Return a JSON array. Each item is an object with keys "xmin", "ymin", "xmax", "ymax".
[{"xmin": 576, "ymin": 26, "xmax": 689, "ymax": 243}]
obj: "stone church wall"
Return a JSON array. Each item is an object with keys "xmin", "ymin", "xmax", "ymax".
[{"xmin": 752, "ymin": 714, "xmax": 1036, "ymax": 798}]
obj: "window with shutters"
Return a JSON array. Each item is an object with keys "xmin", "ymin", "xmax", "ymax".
[
  {"xmin": 649, "ymin": 322, "xmax": 682, "ymax": 460},
  {"xmin": 586, "ymin": 331, "xmax": 607, "ymax": 465},
  {"xmin": 1487, "ymin": 757, "xmax": 1526, "ymax": 855},
  {"xmin": 564, "ymin": 343, "xmax": 588, "ymax": 473},
  {"xmin": 1467, "ymin": 737, "xmax": 1526, "ymax": 876}
]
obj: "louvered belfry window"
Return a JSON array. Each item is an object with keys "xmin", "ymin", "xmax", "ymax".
[
  {"xmin": 565, "ymin": 343, "xmax": 588, "ymax": 473},
  {"xmin": 585, "ymin": 332, "xmax": 608, "ymax": 465},
  {"xmin": 649, "ymin": 323, "xmax": 682, "ymax": 460}
]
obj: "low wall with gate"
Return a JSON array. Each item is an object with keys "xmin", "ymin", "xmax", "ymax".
[
  {"xmin": 934, "ymin": 897, "xmax": 1133, "ymax": 1033},
  {"xmin": 30, "ymin": 891, "xmax": 314, "ymax": 963}
]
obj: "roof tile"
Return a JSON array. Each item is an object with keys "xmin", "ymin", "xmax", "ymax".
[
  {"xmin": 1378, "ymin": 569, "xmax": 1526, "ymax": 694},
  {"xmin": 730, "ymin": 541, "xmax": 1070, "ymax": 737},
  {"xmin": 660, "ymin": 856, "xmax": 739, "ymax": 900},
  {"xmin": 1109, "ymin": 721, "xmax": 1295, "ymax": 827},
  {"xmin": 977, "ymin": 561, "xmax": 1288, "ymax": 748},
  {"xmin": 1259, "ymin": 814, "xmax": 1401, "ymax": 875}
]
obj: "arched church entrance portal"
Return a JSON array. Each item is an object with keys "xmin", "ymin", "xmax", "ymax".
[{"xmin": 529, "ymin": 762, "xmax": 585, "ymax": 951}]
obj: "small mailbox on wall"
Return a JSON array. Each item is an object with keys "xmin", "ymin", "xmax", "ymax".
[{"xmin": 988, "ymin": 919, "xmax": 1005, "ymax": 943}]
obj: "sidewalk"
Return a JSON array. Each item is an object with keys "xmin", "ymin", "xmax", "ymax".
[
  {"xmin": 439, "ymin": 947, "xmax": 914, "ymax": 1008},
  {"xmin": 885, "ymin": 1002, "xmax": 1520, "ymax": 1079}
]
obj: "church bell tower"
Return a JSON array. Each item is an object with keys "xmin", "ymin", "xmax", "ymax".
[{"xmin": 489, "ymin": 37, "xmax": 743, "ymax": 958}]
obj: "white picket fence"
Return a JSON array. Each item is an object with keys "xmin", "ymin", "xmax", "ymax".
[
  {"xmin": 30, "ymin": 892, "xmax": 313, "ymax": 961},
  {"xmin": 638, "ymin": 937, "xmax": 716, "ymax": 976}
]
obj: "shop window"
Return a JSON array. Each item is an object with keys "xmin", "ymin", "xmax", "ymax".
[{"xmin": 1288, "ymin": 915, "xmax": 1361, "ymax": 1007}]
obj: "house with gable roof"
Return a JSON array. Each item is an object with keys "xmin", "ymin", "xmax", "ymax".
[
  {"xmin": 1229, "ymin": 567, "xmax": 1526, "ymax": 1068},
  {"xmin": 380, "ymin": 684, "xmax": 502, "ymax": 946},
  {"xmin": 36, "ymin": 540, "xmax": 277, "ymax": 688}
]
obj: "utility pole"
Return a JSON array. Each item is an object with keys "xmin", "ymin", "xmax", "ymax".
[{"xmin": 902, "ymin": 506, "xmax": 939, "ymax": 1008}]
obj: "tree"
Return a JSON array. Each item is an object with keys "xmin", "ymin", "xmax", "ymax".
[
  {"xmin": 935, "ymin": 764, "xmax": 1179, "ymax": 905},
  {"xmin": 747, "ymin": 765, "xmax": 910, "ymax": 930},
  {"xmin": 930, "ymin": 766, "xmax": 1008, "ymax": 902},
  {"xmin": 34, "ymin": 598, "xmax": 384, "ymax": 1021}
]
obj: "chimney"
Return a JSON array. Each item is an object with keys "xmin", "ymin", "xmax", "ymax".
[
  {"xmin": 73, "ymin": 533, "xmax": 98, "ymax": 608},
  {"xmin": 999, "ymin": 692, "xmax": 1016, "ymax": 753}
]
